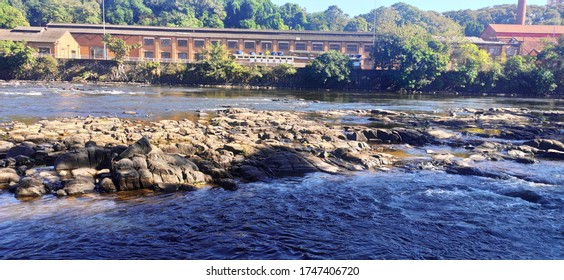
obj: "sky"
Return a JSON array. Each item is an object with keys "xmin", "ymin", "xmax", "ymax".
[{"xmin": 270, "ymin": 0, "xmax": 548, "ymax": 16}]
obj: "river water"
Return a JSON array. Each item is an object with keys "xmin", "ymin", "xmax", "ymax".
[{"xmin": 0, "ymin": 82, "xmax": 563, "ymax": 260}]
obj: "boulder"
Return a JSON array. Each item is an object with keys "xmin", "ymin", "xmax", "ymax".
[
  {"xmin": 99, "ymin": 177, "xmax": 117, "ymax": 193},
  {"xmin": 54, "ymin": 147, "xmax": 113, "ymax": 171},
  {"xmin": 63, "ymin": 178, "xmax": 96, "ymax": 195},
  {"xmin": 346, "ymin": 132, "xmax": 368, "ymax": 142},
  {"xmin": 14, "ymin": 177, "xmax": 48, "ymax": 198},
  {"xmin": 260, "ymin": 151, "xmax": 318, "ymax": 177},
  {"xmin": 6, "ymin": 144, "xmax": 35, "ymax": 158},
  {"xmin": 523, "ymin": 139, "xmax": 564, "ymax": 152},
  {"xmin": 376, "ymin": 129, "xmax": 401, "ymax": 144},
  {"xmin": 117, "ymin": 136, "xmax": 152, "ymax": 159},
  {"xmin": 0, "ymin": 141, "xmax": 14, "ymax": 153},
  {"xmin": 0, "ymin": 168, "xmax": 20, "ymax": 189}
]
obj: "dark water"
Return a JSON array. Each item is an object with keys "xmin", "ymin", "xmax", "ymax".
[
  {"xmin": 1, "ymin": 82, "xmax": 563, "ymax": 122},
  {"xmin": 1, "ymin": 167, "xmax": 563, "ymax": 260},
  {"xmin": 0, "ymin": 83, "xmax": 563, "ymax": 260}
]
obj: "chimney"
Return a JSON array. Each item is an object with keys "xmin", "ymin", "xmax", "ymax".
[{"xmin": 516, "ymin": 0, "xmax": 527, "ymax": 25}]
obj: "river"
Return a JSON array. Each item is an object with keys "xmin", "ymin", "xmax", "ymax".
[{"xmin": 0, "ymin": 82, "xmax": 563, "ymax": 259}]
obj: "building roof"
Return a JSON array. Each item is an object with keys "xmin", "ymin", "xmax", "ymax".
[
  {"xmin": 464, "ymin": 37, "xmax": 507, "ymax": 45},
  {"xmin": 487, "ymin": 24, "xmax": 564, "ymax": 35},
  {"xmin": 46, "ymin": 23, "xmax": 375, "ymax": 43},
  {"xmin": 0, "ymin": 28, "xmax": 70, "ymax": 43}
]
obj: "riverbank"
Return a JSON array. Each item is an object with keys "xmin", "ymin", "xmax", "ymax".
[{"xmin": 1, "ymin": 106, "xmax": 563, "ymax": 199}]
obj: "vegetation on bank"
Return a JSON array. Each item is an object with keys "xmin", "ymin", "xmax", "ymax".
[{"xmin": 1, "ymin": 32, "xmax": 563, "ymax": 95}]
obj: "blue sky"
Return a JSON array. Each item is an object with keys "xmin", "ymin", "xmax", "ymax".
[{"xmin": 271, "ymin": 0, "xmax": 547, "ymax": 16}]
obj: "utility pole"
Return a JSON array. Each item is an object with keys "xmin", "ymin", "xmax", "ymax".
[{"xmin": 103, "ymin": 0, "xmax": 107, "ymax": 60}]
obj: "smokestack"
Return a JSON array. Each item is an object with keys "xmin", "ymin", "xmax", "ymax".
[{"xmin": 516, "ymin": 0, "xmax": 527, "ymax": 25}]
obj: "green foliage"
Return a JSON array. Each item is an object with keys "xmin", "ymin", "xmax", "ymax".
[
  {"xmin": 189, "ymin": 42, "xmax": 245, "ymax": 84},
  {"xmin": 28, "ymin": 56, "xmax": 59, "ymax": 80},
  {"xmin": 444, "ymin": 4, "xmax": 564, "ymax": 36},
  {"xmin": 0, "ymin": 2, "xmax": 29, "ymax": 28},
  {"xmin": 279, "ymin": 3, "xmax": 307, "ymax": 30},
  {"xmin": 361, "ymin": 3, "xmax": 462, "ymax": 36},
  {"xmin": 102, "ymin": 34, "xmax": 140, "ymax": 64},
  {"xmin": 344, "ymin": 17, "xmax": 369, "ymax": 32},
  {"xmin": 305, "ymin": 50, "xmax": 352, "ymax": 88},
  {"xmin": 0, "ymin": 40, "xmax": 35, "ymax": 79},
  {"xmin": 451, "ymin": 43, "xmax": 494, "ymax": 85},
  {"xmin": 307, "ymin": 5, "xmax": 349, "ymax": 31},
  {"xmin": 372, "ymin": 25, "xmax": 450, "ymax": 89},
  {"xmin": 224, "ymin": 0, "xmax": 287, "ymax": 29}
]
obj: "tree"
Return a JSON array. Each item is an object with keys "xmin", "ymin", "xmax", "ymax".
[
  {"xmin": 344, "ymin": 17, "xmax": 368, "ymax": 32},
  {"xmin": 0, "ymin": 2, "xmax": 29, "ymax": 28},
  {"xmin": 0, "ymin": 40, "xmax": 35, "ymax": 79},
  {"xmin": 451, "ymin": 43, "xmax": 494, "ymax": 85},
  {"xmin": 305, "ymin": 50, "xmax": 352, "ymax": 88},
  {"xmin": 191, "ymin": 42, "xmax": 244, "ymax": 83},
  {"xmin": 372, "ymin": 25, "xmax": 450, "ymax": 89},
  {"xmin": 103, "ymin": 34, "xmax": 140, "ymax": 64},
  {"xmin": 224, "ymin": 0, "xmax": 287, "ymax": 29},
  {"xmin": 279, "ymin": 3, "xmax": 307, "ymax": 30}
]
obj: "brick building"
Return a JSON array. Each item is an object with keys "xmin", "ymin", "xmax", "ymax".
[
  {"xmin": 481, "ymin": 24, "xmax": 564, "ymax": 56},
  {"xmin": 46, "ymin": 23, "xmax": 376, "ymax": 69}
]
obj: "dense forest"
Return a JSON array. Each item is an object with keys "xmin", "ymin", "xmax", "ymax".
[{"xmin": 0, "ymin": 0, "xmax": 562, "ymax": 36}]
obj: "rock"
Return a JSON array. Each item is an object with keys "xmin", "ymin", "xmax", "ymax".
[
  {"xmin": 100, "ymin": 177, "xmax": 117, "ymax": 192},
  {"xmin": 63, "ymin": 178, "xmax": 96, "ymax": 195},
  {"xmin": 117, "ymin": 136, "xmax": 152, "ymax": 159},
  {"xmin": 339, "ymin": 152, "xmax": 395, "ymax": 169},
  {"xmin": 216, "ymin": 178, "xmax": 237, "ymax": 190},
  {"xmin": 445, "ymin": 165, "xmax": 508, "ymax": 180},
  {"xmin": 237, "ymin": 165, "xmax": 271, "ymax": 181},
  {"xmin": 395, "ymin": 129, "xmax": 429, "ymax": 146},
  {"xmin": 54, "ymin": 147, "xmax": 113, "ymax": 171},
  {"xmin": 376, "ymin": 129, "xmax": 401, "ymax": 144},
  {"xmin": 71, "ymin": 168, "xmax": 98, "ymax": 178},
  {"xmin": 223, "ymin": 143, "xmax": 249, "ymax": 155},
  {"xmin": 260, "ymin": 152, "xmax": 319, "ymax": 177},
  {"xmin": 523, "ymin": 139, "xmax": 564, "ymax": 152},
  {"xmin": 502, "ymin": 190, "xmax": 543, "ymax": 204},
  {"xmin": 14, "ymin": 177, "xmax": 48, "ymax": 198},
  {"xmin": 427, "ymin": 129, "xmax": 456, "ymax": 140},
  {"xmin": 0, "ymin": 141, "xmax": 14, "ymax": 152},
  {"xmin": 0, "ymin": 168, "xmax": 20, "ymax": 189},
  {"xmin": 6, "ymin": 144, "xmax": 35, "ymax": 158},
  {"xmin": 541, "ymin": 149, "xmax": 564, "ymax": 160},
  {"xmin": 346, "ymin": 132, "xmax": 368, "ymax": 142}
]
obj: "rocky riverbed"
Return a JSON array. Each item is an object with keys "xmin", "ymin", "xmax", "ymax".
[{"xmin": 0, "ymin": 107, "xmax": 563, "ymax": 199}]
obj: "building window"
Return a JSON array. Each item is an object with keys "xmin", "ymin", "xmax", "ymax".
[
  {"xmin": 227, "ymin": 40, "xmax": 238, "ymax": 49},
  {"xmin": 507, "ymin": 46, "xmax": 518, "ymax": 56},
  {"xmin": 261, "ymin": 41, "xmax": 272, "ymax": 51},
  {"xmin": 312, "ymin": 43, "xmax": 324, "ymax": 51},
  {"xmin": 244, "ymin": 41, "xmax": 255, "ymax": 49},
  {"xmin": 346, "ymin": 44, "xmax": 359, "ymax": 53},
  {"xmin": 329, "ymin": 43, "xmax": 341, "ymax": 51},
  {"xmin": 144, "ymin": 51, "xmax": 154, "ymax": 59},
  {"xmin": 38, "ymin": 47, "xmax": 51, "ymax": 55},
  {"xmin": 489, "ymin": 47, "xmax": 501, "ymax": 56},
  {"xmin": 161, "ymin": 38, "xmax": 171, "ymax": 47},
  {"xmin": 177, "ymin": 39, "xmax": 188, "ymax": 48},
  {"xmin": 364, "ymin": 45, "xmax": 373, "ymax": 53},
  {"xmin": 194, "ymin": 39, "xmax": 205, "ymax": 48},
  {"xmin": 143, "ymin": 38, "xmax": 154, "ymax": 46},
  {"xmin": 211, "ymin": 40, "xmax": 221, "ymax": 46},
  {"xmin": 195, "ymin": 53, "xmax": 205, "ymax": 61},
  {"xmin": 278, "ymin": 42, "xmax": 289, "ymax": 51},
  {"xmin": 178, "ymin": 52, "xmax": 188, "ymax": 60},
  {"xmin": 295, "ymin": 42, "xmax": 307, "ymax": 51},
  {"xmin": 90, "ymin": 47, "xmax": 104, "ymax": 59},
  {"xmin": 161, "ymin": 52, "xmax": 171, "ymax": 59}
]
